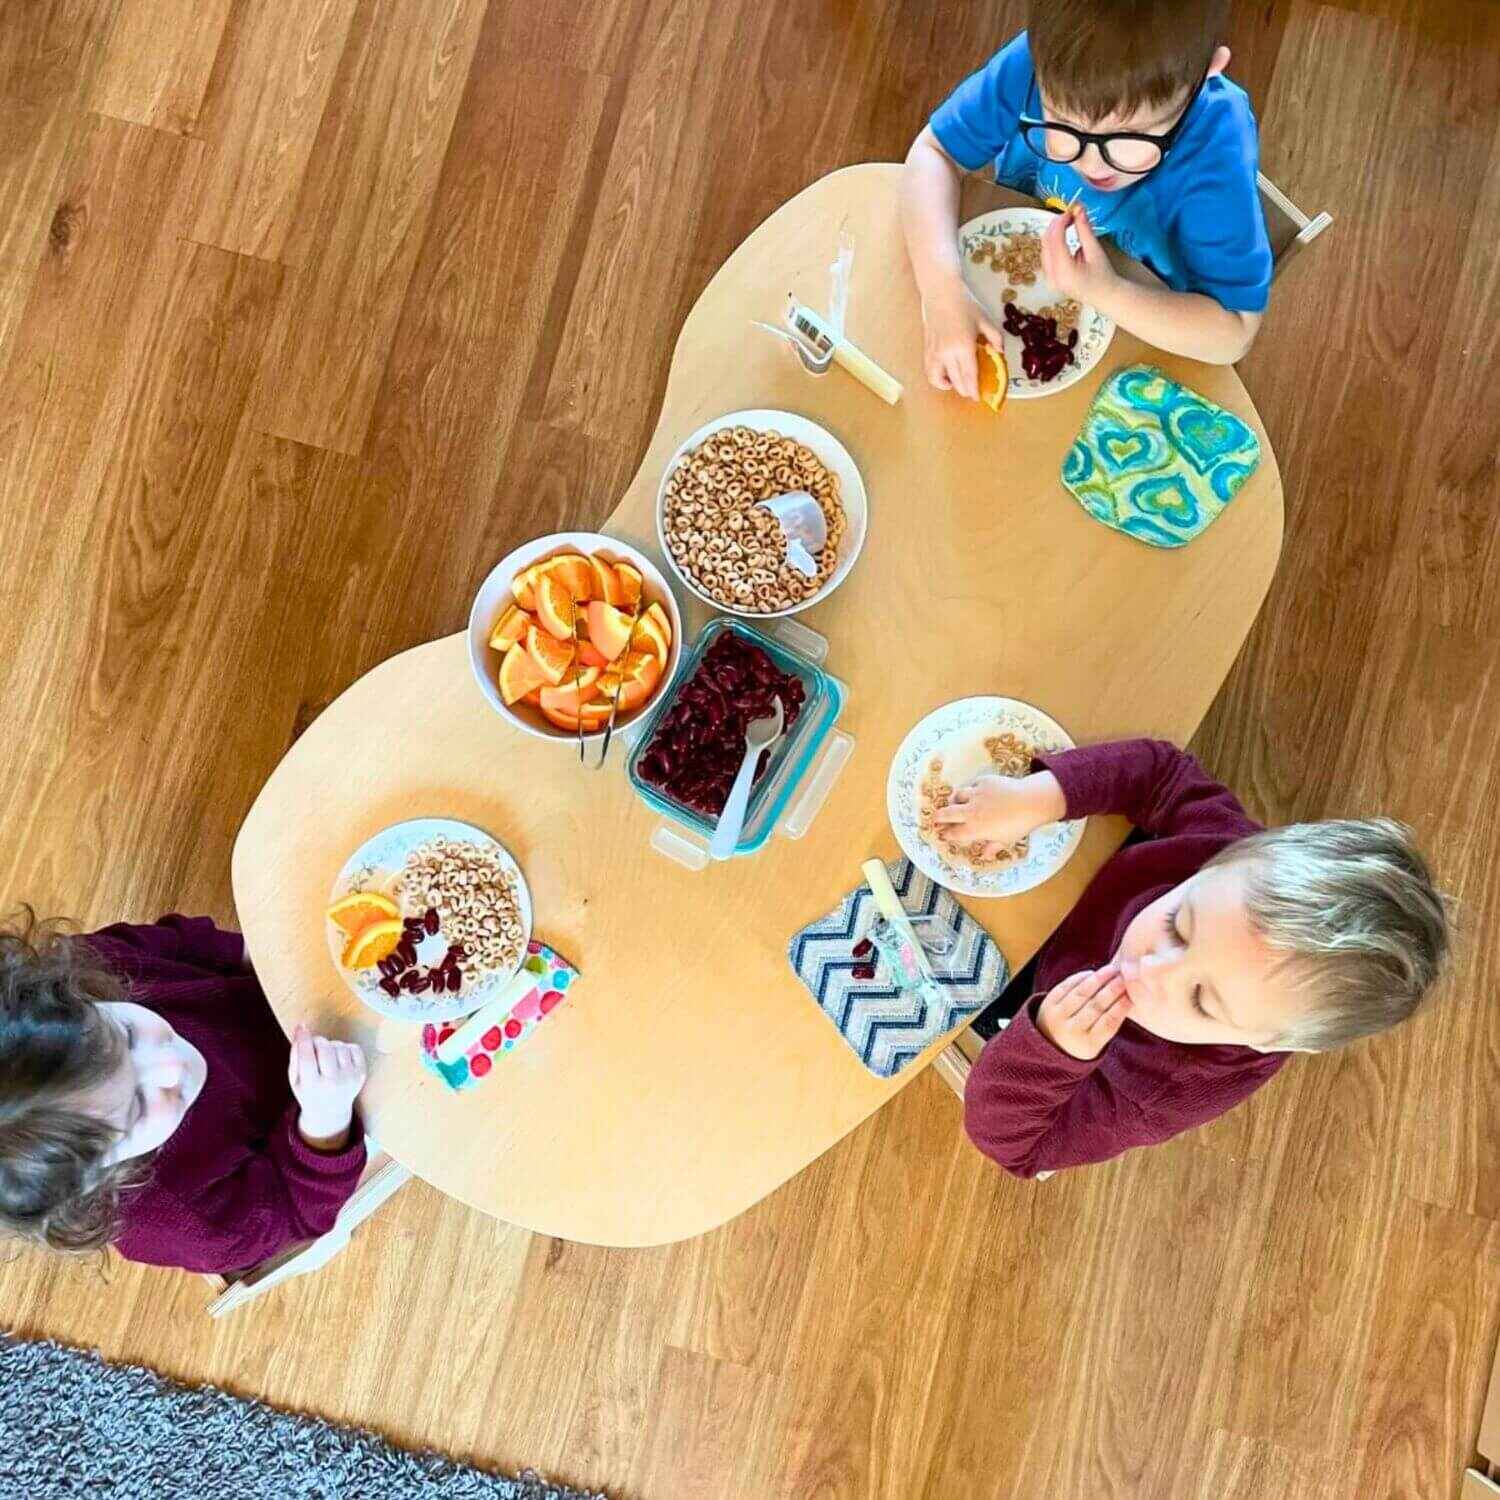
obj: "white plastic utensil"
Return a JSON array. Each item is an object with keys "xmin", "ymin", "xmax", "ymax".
[
  {"xmin": 709, "ymin": 698, "xmax": 786, "ymax": 861},
  {"xmin": 757, "ymin": 491, "xmax": 827, "ymax": 577}
]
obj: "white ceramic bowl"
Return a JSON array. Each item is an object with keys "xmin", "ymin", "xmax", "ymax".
[
  {"xmin": 654, "ymin": 408, "xmax": 868, "ymax": 619},
  {"xmin": 468, "ymin": 531, "xmax": 684, "ymax": 744}
]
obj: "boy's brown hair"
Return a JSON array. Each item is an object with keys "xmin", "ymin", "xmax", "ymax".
[{"xmin": 1026, "ymin": 0, "xmax": 1229, "ymax": 123}]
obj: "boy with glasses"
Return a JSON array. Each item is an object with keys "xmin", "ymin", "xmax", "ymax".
[{"xmin": 900, "ymin": 0, "xmax": 1272, "ymax": 392}]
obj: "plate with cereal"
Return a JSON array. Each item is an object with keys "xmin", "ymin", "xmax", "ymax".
[
  {"xmin": 959, "ymin": 207, "xmax": 1115, "ymax": 400},
  {"xmin": 656, "ymin": 410, "xmax": 867, "ymax": 618},
  {"xmin": 886, "ymin": 697, "xmax": 1086, "ymax": 897},
  {"xmin": 325, "ymin": 818, "xmax": 533, "ymax": 1020}
]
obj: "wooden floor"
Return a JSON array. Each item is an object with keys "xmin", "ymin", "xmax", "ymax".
[{"xmin": 2, "ymin": 0, "xmax": 1497, "ymax": 1495}]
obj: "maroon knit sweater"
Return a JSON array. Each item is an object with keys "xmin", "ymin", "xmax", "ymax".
[
  {"xmin": 964, "ymin": 740, "xmax": 1289, "ymax": 1177},
  {"xmin": 82, "ymin": 916, "xmax": 365, "ymax": 1273}
]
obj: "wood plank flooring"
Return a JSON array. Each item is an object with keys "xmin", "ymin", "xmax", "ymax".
[{"xmin": 2, "ymin": 1, "xmax": 1497, "ymax": 1496}]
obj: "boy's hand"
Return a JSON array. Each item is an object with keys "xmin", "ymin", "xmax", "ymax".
[
  {"xmin": 1035, "ymin": 967, "xmax": 1131, "ymax": 1060},
  {"xmin": 931, "ymin": 769, "xmax": 1065, "ymax": 858},
  {"xmin": 920, "ymin": 278, "xmax": 1005, "ymax": 401},
  {"xmin": 1040, "ymin": 206, "xmax": 1119, "ymax": 306},
  {"xmin": 289, "ymin": 1023, "xmax": 367, "ymax": 1149}
]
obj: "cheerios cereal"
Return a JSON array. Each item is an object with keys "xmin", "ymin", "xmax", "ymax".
[{"xmin": 661, "ymin": 426, "xmax": 846, "ymax": 613}]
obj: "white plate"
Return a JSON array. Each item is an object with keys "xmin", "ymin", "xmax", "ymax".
[
  {"xmin": 958, "ymin": 207, "xmax": 1115, "ymax": 400},
  {"xmin": 325, "ymin": 817, "xmax": 533, "ymax": 1020},
  {"xmin": 654, "ymin": 408, "xmax": 868, "ymax": 619},
  {"xmin": 887, "ymin": 697, "xmax": 1086, "ymax": 898},
  {"xmin": 467, "ymin": 530, "xmax": 684, "ymax": 745}
]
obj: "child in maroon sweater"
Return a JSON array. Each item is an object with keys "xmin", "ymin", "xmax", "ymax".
[
  {"xmin": 933, "ymin": 740, "xmax": 1449, "ymax": 1177},
  {"xmin": 0, "ymin": 913, "xmax": 367, "ymax": 1273}
]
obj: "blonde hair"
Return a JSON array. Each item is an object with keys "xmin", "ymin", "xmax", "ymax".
[{"xmin": 1206, "ymin": 820, "xmax": 1450, "ymax": 1051}]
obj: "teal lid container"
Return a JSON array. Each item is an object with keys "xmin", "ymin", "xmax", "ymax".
[{"xmin": 626, "ymin": 616, "xmax": 846, "ymax": 858}]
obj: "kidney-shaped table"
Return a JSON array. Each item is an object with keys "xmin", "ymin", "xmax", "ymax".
[{"xmin": 233, "ymin": 164, "xmax": 1282, "ymax": 1247}]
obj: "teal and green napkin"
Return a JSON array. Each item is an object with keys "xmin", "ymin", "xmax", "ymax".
[{"xmin": 1061, "ymin": 364, "xmax": 1261, "ymax": 548}]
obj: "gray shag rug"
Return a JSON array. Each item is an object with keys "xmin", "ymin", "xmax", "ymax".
[{"xmin": 0, "ymin": 1333, "xmax": 608, "ymax": 1500}]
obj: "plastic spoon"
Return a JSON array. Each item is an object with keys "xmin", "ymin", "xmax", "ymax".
[
  {"xmin": 757, "ymin": 491, "xmax": 827, "ymax": 578},
  {"xmin": 708, "ymin": 698, "xmax": 785, "ymax": 861}
]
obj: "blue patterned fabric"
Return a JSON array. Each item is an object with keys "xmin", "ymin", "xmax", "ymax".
[
  {"xmin": 1061, "ymin": 364, "xmax": 1262, "ymax": 548},
  {"xmin": 789, "ymin": 858, "xmax": 1009, "ymax": 1079}
]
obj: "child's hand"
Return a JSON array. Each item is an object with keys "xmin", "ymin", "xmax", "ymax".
[
  {"xmin": 930, "ymin": 770, "xmax": 1064, "ymax": 858},
  {"xmin": 1040, "ymin": 206, "xmax": 1118, "ymax": 306},
  {"xmin": 920, "ymin": 278, "xmax": 1005, "ymax": 400},
  {"xmin": 289, "ymin": 1024, "xmax": 367, "ymax": 1149},
  {"xmin": 1035, "ymin": 967, "xmax": 1131, "ymax": 1060}
]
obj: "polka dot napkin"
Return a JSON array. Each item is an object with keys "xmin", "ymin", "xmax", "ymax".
[{"xmin": 418, "ymin": 940, "xmax": 579, "ymax": 1091}]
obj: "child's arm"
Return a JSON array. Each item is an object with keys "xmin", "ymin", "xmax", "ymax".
[
  {"xmin": 90, "ymin": 914, "xmax": 248, "ymax": 975},
  {"xmin": 900, "ymin": 127, "xmax": 1004, "ymax": 399},
  {"xmin": 964, "ymin": 979, "xmax": 1278, "ymax": 1176},
  {"xmin": 1041, "ymin": 208, "xmax": 1261, "ymax": 364}
]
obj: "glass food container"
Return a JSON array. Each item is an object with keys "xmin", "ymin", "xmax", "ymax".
[{"xmin": 626, "ymin": 616, "xmax": 849, "ymax": 861}]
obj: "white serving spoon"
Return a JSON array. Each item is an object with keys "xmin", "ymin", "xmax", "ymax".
[
  {"xmin": 708, "ymin": 698, "xmax": 786, "ymax": 861},
  {"xmin": 756, "ymin": 491, "xmax": 827, "ymax": 577}
]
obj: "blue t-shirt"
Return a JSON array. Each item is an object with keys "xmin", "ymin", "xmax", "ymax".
[{"xmin": 930, "ymin": 33, "xmax": 1272, "ymax": 313}]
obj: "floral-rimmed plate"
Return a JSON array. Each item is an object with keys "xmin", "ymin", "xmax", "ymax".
[
  {"xmin": 887, "ymin": 697, "xmax": 1086, "ymax": 898},
  {"xmin": 325, "ymin": 817, "xmax": 533, "ymax": 1021},
  {"xmin": 958, "ymin": 206, "xmax": 1115, "ymax": 400}
]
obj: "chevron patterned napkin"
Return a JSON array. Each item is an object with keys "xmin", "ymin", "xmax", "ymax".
[{"xmin": 788, "ymin": 858, "xmax": 1009, "ymax": 1078}]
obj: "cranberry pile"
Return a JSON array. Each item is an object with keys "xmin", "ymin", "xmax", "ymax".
[
  {"xmin": 1002, "ymin": 303, "xmax": 1078, "ymax": 382},
  {"xmin": 637, "ymin": 630, "xmax": 805, "ymax": 817},
  {"xmin": 377, "ymin": 907, "xmax": 465, "ymax": 998}
]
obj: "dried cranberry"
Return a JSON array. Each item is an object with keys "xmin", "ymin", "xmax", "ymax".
[
  {"xmin": 423, "ymin": 908, "xmax": 439, "ymax": 935},
  {"xmin": 446, "ymin": 969, "xmax": 462, "ymax": 992},
  {"xmin": 851, "ymin": 965, "xmax": 876, "ymax": 982},
  {"xmin": 852, "ymin": 937, "xmax": 872, "ymax": 958},
  {"xmin": 378, "ymin": 976, "xmax": 401, "ymax": 997}
]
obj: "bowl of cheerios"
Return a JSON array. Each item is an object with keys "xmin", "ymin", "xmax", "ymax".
[{"xmin": 655, "ymin": 409, "xmax": 868, "ymax": 618}]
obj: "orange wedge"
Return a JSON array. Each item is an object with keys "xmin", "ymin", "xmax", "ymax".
[
  {"xmin": 525, "ymin": 624, "xmax": 576, "ymax": 685},
  {"xmin": 538, "ymin": 667, "xmax": 602, "ymax": 716},
  {"xmin": 342, "ymin": 918, "xmax": 403, "ymax": 969},
  {"xmin": 588, "ymin": 554, "xmax": 626, "ymax": 606},
  {"xmin": 535, "ymin": 553, "xmax": 595, "ymax": 602},
  {"xmin": 977, "ymin": 338, "xmax": 1008, "ymax": 413},
  {"xmin": 534, "ymin": 573, "xmax": 576, "ymax": 640},
  {"xmin": 488, "ymin": 604, "xmax": 530, "ymax": 652},
  {"xmin": 577, "ymin": 637, "xmax": 610, "ymax": 670},
  {"xmin": 512, "ymin": 565, "xmax": 542, "ymax": 610},
  {"xmin": 540, "ymin": 700, "xmax": 612, "ymax": 732},
  {"xmin": 499, "ymin": 641, "xmax": 549, "ymax": 705},
  {"xmin": 631, "ymin": 611, "xmax": 670, "ymax": 660},
  {"xmin": 326, "ymin": 890, "xmax": 400, "ymax": 937},
  {"xmin": 613, "ymin": 563, "xmax": 643, "ymax": 609}
]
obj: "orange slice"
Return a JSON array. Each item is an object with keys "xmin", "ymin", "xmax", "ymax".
[
  {"xmin": 584, "ymin": 600, "xmax": 633, "ymax": 661},
  {"xmin": 512, "ymin": 564, "xmax": 542, "ymax": 610},
  {"xmin": 538, "ymin": 667, "xmax": 602, "ymax": 716},
  {"xmin": 577, "ymin": 637, "xmax": 610, "ymax": 670},
  {"xmin": 342, "ymin": 917, "xmax": 403, "ymax": 969},
  {"xmin": 326, "ymin": 890, "xmax": 400, "ymax": 937},
  {"xmin": 631, "ymin": 610, "xmax": 670, "ymax": 660},
  {"xmin": 534, "ymin": 572, "xmax": 577, "ymax": 640},
  {"xmin": 588, "ymin": 554, "xmax": 626, "ymax": 606},
  {"xmin": 488, "ymin": 604, "xmax": 530, "ymax": 651},
  {"xmin": 613, "ymin": 563, "xmax": 643, "ymax": 609},
  {"xmin": 540, "ymin": 700, "xmax": 612, "ymax": 732},
  {"xmin": 499, "ymin": 640, "xmax": 548, "ymax": 705},
  {"xmin": 535, "ymin": 553, "xmax": 595, "ymax": 602},
  {"xmin": 976, "ymin": 339, "xmax": 1008, "ymax": 413},
  {"xmin": 525, "ymin": 624, "xmax": 576, "ymax": 685}
]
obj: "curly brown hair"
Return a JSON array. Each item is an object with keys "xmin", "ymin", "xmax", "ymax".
[{"xmin": 0, "ymin": 910, "xmax": 146, "ymax": 1253}]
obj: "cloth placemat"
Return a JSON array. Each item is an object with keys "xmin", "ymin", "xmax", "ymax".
[
  {"xmin": 788, "ymin": 857, "xmax": 1008, "ymax": 1078},
  {"xmin": 419, "ymin": 940, "xmax": 578, "ymax": 1091},
  {"xmin": 1060, "ymin": 363, "xmax": 1261, "ymax": 548}
]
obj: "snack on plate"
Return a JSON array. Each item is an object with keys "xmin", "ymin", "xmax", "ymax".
[
  {"xmin": 919, "ymin": 731, "xmax": 1035, "ymax": 869},
  {"xmin": 397, "ymin": 838, "xmax": 524, "ymax": 976},
  {"xmin": 967, "ymin": 227, "xmax": 1042, "ymax": 285},
  {"xmin": 489, "ymin": 547, "xmax": 671, "ymax": 730},
  {"xmin": 661, "ymin": 426, "xmax": 846, "ymax": 613}
]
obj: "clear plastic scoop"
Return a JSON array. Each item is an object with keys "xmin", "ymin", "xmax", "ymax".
[{"xmin": 757, "ymin": 490, "xmax": 827, "ymax": 577}]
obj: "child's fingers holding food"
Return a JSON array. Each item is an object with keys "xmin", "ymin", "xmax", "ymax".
[{"xmin": 288, "ymin": 1024, "xmax": 315, "ymax": 1089}]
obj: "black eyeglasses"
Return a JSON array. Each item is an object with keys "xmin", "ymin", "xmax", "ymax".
[{"xmin": 1018, "ymin": 69, "xmax": 1208, "ymax": 175}]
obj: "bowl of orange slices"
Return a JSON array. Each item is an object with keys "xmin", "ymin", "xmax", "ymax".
[{"xmin": 468, "ymin": 532, "xmax": 683, "ymax": 742}]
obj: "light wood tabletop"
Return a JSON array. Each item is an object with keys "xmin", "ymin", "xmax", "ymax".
[{"xmin": 232, "ymin": 163, "xmax": 1282, "ymax": 1247}]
